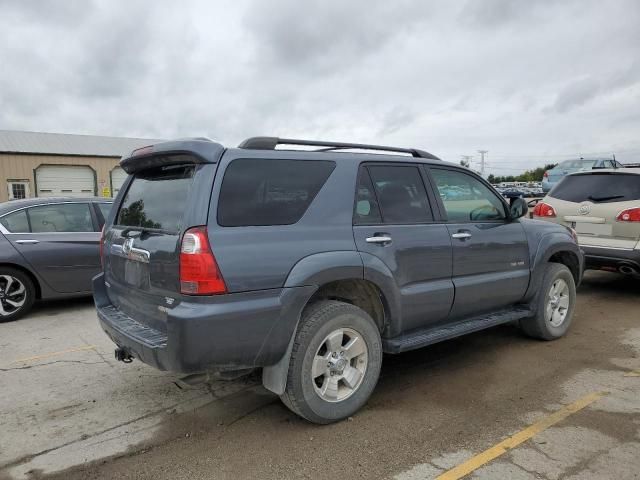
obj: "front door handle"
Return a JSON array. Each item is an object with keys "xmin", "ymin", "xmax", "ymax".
[
  {"xmin": 451, "ymin": 232, "xmax": 472, "ymax": 240},
  {"xmin": 366, "ymin": 235, "xmax": 392, "ymax": 244},
  {"xmin": 15, "ymin": 239, "xmax": 39, "ymax": 244}
]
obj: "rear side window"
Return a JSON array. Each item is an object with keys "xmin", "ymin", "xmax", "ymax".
[
  {"xmin": 367, "ymin": 165, "xmax": 433, "ymax": 223},
  {"xmin": 217, "ymin": 159, "xmax": 335, "ymax": 227},
  {"xmin": 550, "ymin": 173, "xmax": 640, "ymax": 203},
  {"xmin": 28, "ymin": 203, "xmax": 94, "ymax": 232},
  {"xmin": 116, "ymin": 165, "xmax": 195, "ymax": 232},
  {"xmin": 1, "ymin": 210, "xmax": 29, "ymax": 233}
]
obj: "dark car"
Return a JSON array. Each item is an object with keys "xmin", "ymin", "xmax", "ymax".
[
  {"xmin": 96, "ymin": 137, "xmax": 583, "ymax": 424},
  {"xmin": 0, "ymin": 197, "xmax": 112, "ymax": 320}
]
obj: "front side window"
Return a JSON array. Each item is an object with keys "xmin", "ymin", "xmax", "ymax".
[
  {"xmin": 0, "ymin": 210, "xmax": 29, "ymax": 233},
  {"xmin": 28, "ymin": 203, "xmax": 94, "ymax": 232},
  {"xmin": 430, "ymin": 169, "xmax": 506, "ymax": 222},
  {"xmin": 217, "ymin": 159, "xmax": 336, "ymax": 227},
  {"xmin": 367, "ymin": 165, "xmax": 433, "ymax": 224}
]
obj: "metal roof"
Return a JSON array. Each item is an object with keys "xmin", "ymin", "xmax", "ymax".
[{"xmin": 0, "ymin": 130, "xmax": 162, "ymax": 157}]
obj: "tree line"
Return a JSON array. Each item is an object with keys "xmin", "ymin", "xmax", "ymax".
[{"xmin": 487, "ymin": 163, "xmax": 557, "ymax": 184}]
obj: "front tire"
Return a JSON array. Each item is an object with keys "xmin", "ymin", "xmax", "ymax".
[
  {"xmin": 520, "ymin": 263, "xmax": 576, "ymax": 340},
  {"xmin": 0, "ymin": 267, "xmax": 36, "ymax": 322},
  {"xmin": 281, "ymin": 300, "xmax": 382, "ymax": 424}
]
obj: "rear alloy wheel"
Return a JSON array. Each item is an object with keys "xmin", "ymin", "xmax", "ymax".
[
  {"xmin": 0, "ymin": 269, "xmax": 35, "ymax": 322},
  {"xmin": 281, "ymin": 300, "xmax": 382, "ymax": 424},
  {"xmin": 311, "ymin": 327, "xmax": 369, "ymax": 403},
  {"xmin": 520, "ymin": 263, "xmax": 576, "ymax": 340}
]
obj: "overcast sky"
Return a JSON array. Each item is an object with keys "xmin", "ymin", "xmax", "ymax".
[{"xmin": 1, "ymin": 0, "xmax": 639, "ymax": 174}]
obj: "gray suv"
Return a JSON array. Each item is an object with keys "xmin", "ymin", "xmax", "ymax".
[{"xmin": 96, "ymin": 137, "xmax": 583, "ymax": 424}]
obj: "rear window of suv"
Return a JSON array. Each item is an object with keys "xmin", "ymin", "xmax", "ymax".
[
  {"xmin": 549, "ymin": 173, "xmax": 640, "ymax": 203},
  {"xmin": 217, "ymin": 159, "xmax": 335, "ymax": 226},
  {"xmin": 116, "ymin": 165, "xmax": 195, "ymax": 232}
]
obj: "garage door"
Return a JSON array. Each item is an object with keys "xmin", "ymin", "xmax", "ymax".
[
  {"xmin": 35, "ymin": 165, "xmax": 95, "ymax": 197},
  {"xmin": 110, "ymin": 167, "xmax": 128, "ymax": 196}
]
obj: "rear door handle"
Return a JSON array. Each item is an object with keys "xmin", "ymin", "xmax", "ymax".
[
  {"xmin": 366, "ymin": 235, "xmax": 392, "ymax": 244},
  {"xmin": 15, "ymin": 239, "xmax": 39, "ymax": 244},
  {"xmin": 451, "ymin": 232, "xmax": 472, "ymax": 240}
]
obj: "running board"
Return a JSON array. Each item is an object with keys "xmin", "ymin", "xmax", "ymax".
[{"xmin": 383, "ymin": 307, "xmax": 532, "ymax": 354}]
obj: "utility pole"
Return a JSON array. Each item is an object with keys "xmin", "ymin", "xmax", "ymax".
[{"xmin": 477, "ymin": 150, "xmax": 488, "ymax": 177}]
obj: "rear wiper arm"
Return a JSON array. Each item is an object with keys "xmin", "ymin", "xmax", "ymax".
[{"xmin": 587, "ymin": 195, "xmax": 624, "ymax": 202}]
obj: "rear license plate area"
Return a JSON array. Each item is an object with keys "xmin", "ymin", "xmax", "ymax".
[
  {"xmin": 124, "ymin": 260, "xmax": 150, "ymax": 289},
  {"xmin": 575, "ymin": 223, "xmax": 612, "ymax": 236}
]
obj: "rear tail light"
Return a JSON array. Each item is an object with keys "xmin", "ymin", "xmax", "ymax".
[
  {"xmin": 543, "ymin": 171, "xmax": 549, "ymax": 179},
  {"xmin": 180, "ymin": 226, "xmax": 227, "ymax": 295},
  {"xmin": 616, "ymin": 207, "xmax": 640, "ymax": 222},
  {"xmin": 533, "ymin": 202, "xmax": 557, "ymax": 218}
]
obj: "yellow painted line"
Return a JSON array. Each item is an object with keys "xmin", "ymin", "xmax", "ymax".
[
  {"xmin": 10, "ymin": 345, "xmax": 97, "ymax": 364},
  {"xmin": 436, "ymin": 391, "xmax": 607, "ymax": 480},
  {"xmin": 624, "ymin": 369, "xmax": 640, "ymax": 377}
]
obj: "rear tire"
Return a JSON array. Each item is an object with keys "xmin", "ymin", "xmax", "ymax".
[
  {"xmin": 0, "ymin": 267, "xmax": 36, "ymax": 322},
  {"xmin": 520, "ymin": 263, "xmax": 576, "ymax": 340},
  {"xmin": 280, "ymin": 300, "xmax": 382, "ymax": 424}
]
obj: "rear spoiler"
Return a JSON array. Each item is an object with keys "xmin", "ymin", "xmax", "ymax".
[{"xmin": 120, "ymin": 138, "xmax": 225, "ymax": 174}]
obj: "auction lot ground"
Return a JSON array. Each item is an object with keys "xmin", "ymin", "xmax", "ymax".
[{"xmin": 1, "ymin": 271, "xmax": 638, "ymax": 480}]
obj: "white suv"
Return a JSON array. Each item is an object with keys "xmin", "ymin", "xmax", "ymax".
[{"xmin": 533, "ymin": 168, "xmax": 640, "ymax": 277}]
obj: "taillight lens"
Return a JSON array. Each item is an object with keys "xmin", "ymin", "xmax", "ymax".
[
  {"xmin": 180, "ymin": 227, "xmax": 227, "ymax": 295},
  {"xmin": 99, "ymin": 226, "xmax": 105, "ymax": 269},
  {"xmin": 543, "ymin": 171, "xmax": 549, "ymax": 178},
  {"xmin": 533, "ymin": 202, "xmax": 557, "ymax": 217},
  {"xmin": 616, "ymin": 207, "xmax": 640, "ymax": 222}
]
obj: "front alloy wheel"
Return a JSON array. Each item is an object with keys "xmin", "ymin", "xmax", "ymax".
[{"xmin": 546, "ymin": 278, "xmax": 570, "ymax": 327}]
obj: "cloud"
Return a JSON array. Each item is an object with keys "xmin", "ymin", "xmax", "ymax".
[{"xmin": 1, "ymin": 0, "xmax": 639, "ymax": 169}]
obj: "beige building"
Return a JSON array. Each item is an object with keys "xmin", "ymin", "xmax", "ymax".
[{"xmin": 0, "ymin": 130, "xmax": 160, "ymax": 203}]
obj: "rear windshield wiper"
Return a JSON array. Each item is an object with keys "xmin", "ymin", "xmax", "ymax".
[{"xmin": 587, "ymin": 195, "xmax": 625, "ymax": 202}]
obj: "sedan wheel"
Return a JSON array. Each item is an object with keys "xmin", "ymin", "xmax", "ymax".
[
  {"xmin": 0, "ymin": 268, "xmax": 36, "ymax": 322},
  {"xmin": 0, "ymin": 275, "xmax": 27, "ymax": 316}
]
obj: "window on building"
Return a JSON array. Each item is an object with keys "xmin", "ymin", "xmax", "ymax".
[{"xmin": 7, "ymin": 181, "xmax": 30, "ymax": 200}]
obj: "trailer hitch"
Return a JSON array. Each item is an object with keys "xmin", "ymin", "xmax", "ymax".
[{"xmin": 114, "ymin": 347, "xmax": 133, "ymax": 363}]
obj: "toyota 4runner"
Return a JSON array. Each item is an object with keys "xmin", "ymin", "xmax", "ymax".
[{"xmin": 95, "ymin": 137, "xmax": 583, "ymax": 424}]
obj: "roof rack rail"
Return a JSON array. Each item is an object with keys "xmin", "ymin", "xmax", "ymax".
[{"xmin": 237, "ymin": 137, "xmax": 440, "ymax": 160}]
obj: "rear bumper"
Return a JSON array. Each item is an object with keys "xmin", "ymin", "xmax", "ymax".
[
  {"xmin": 93, "ymin": 273, "xmax": 315, "ymax": 374},
  {"xmin": 582, "ymin": 245, "xmax": 640, "ymax": 271}
]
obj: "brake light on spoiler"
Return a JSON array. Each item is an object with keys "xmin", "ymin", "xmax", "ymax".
[{"xmin": 180, "ymin": 227, "xmax": 227, "ymax": 295}]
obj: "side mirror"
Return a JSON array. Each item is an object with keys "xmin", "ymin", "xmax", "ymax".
[{"xmin": 510, "ymin": 197, "xmax": 528, "ymax": 219}]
